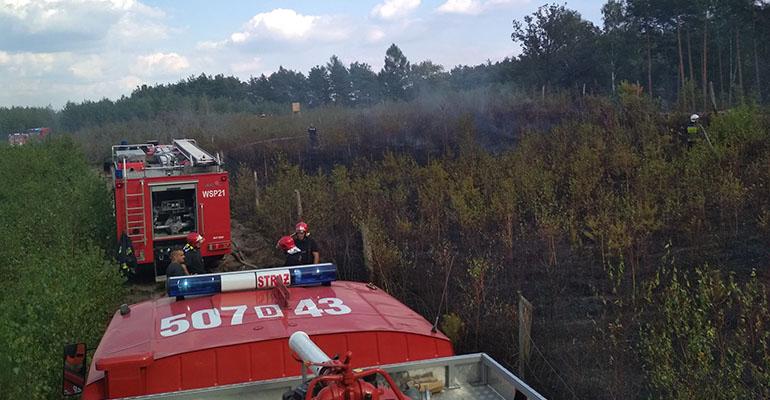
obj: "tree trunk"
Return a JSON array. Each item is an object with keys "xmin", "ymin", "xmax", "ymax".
[
  {"xmin": 647, "ymin": 32, "xmax": 653, "ymax": 96},
  {"xmin": 295, "ymin": 189, "xmax": 303, "ymax": 220},
  {"xmin": 702, "ymin": 13, "xmax": 708, "ymax": 111},
  {"xmin": 360, "ymin": 222, "xmax": 374, "ymax": 282},
  {"xmin": 687, "ymin": 28, "xmax": 695, "ymax": 109},
  {"xmin": 728, "ymin": 31, "xmax": 734, "ymax": 105},
  {"xmin": 518, "ymin": 293, "xmax": 533, "ymax": 378},
  {"xmin": 253, "ymin": 170, "xmax": 259, "ymax": 209},
  {"xmin": 718, "ymin": 30, "xmax": 724, "ymax": 108},
  {"xmin": 677, "ymin": 21, "xmax": 686, "ymax": 107},
  {"xmin": 611, "ymin": 61, "xmax": 616, "ymax": 93},
  {"xmin": 687, "ymin": 28, "xmax": 695, "ymax": 83},
  {"xmin": 753, "ymin": 20, "xmax": 761, "ymax": 99},
  {"xmin": 505, "ymin": 212, "xmax": 514, "ymax": 262},
  {"xmin": 737, "ymin": 30, "xmax": 744, "ymax": 101}
]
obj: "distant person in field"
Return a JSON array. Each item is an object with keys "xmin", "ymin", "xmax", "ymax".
[
  {"xmin": 292, "ymin": 221, "xmax": 320, "ymax": 264},
  {"xmin": 277, "ymin": 235, "xmax": 304, "ymax": 266},
  {"xmin": 184, "ymin": 232, "xmax": 205, "ymax": 274},
  {"xmin": 166, "ymin": 249, "xmax": 189, "ymax": 277},
  {"xmin": 308, "ymin": 125, "xmax": 318, "ymax": 148}
]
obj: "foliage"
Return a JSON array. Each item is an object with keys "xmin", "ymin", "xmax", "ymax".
[
  {"xmin": 230, "ymin": 100, "xmax": 769, "ymax": 399},
  {"xmin": 0, "ymin": 106, "xmax": 58, "ymax": 135},
  {"xmin": 512, "ymin": 3, "xmax": 603, "ymax": 88},
  {"xmin": 230, "ymin": 163, "xmax": 257, "ymax": 221},
  {"xmin": 440, "ymin": 313, "xmax": 465, "ymax": 348},
  {"xmin": 380, "ymin": 44, "xmax": 413, "ymax": 101},
  {"xmin": 306, "ymin": 66, "xmax": 331, "ymax": 107},
  {"xmin": 349, "ymin": 62, "xmax": 381, "ymax": 106},
  {"xmin": 0, "ymin": 137, "xmax": 126, "ymax": 398},
  {"xmin": 640, "ymin": 267, "xmax": 770, "ymax": 399},
  {"xmin": 327, "ymin": 56, "xmax": 352, "ymax": 106}
]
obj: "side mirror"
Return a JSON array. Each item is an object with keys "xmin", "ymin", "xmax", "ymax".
[{"xmin": 62, "ymin": 343, "xmax": 87, "ymax": 396}]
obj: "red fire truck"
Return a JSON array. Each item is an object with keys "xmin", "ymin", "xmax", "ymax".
[
  {"xmin": 64, "ymin": 265, "xmax": 547, "ymax": 400},
  {"xmin": 7, "ymin": 127, "xmax": 50, "ymax": 145},
  {"xmin": 111, "ymin": 139, "xmax": 231, "ymax": 280}
]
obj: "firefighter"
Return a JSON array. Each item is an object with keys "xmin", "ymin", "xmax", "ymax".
[
  {"xmin": 117, "ymin": 233, "xmax": 137, "ymax": 280},
  {"xmin": 686, "ymin": 114, "xmax": 700, "ymax": 148},
  {"xmin": 308, "ymin": 125, "xmax": 319, "ymax": 148},
  {"xmin": 278, "ymin": 235, "xmax": 304, "ymax": 266},
  {"xmin": 292, "ymin": 221, "xmax": 320, "ymax": 264},
  {"xmin": 184, "ymin": 232, "xmax": 205, "ymax": 274}
]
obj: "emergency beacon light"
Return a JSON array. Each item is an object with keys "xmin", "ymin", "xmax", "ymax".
[{"xmin": 166, "ymin": 263, "xmax": 337, "ymax": 297}]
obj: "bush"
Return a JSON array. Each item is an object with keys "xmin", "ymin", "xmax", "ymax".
[
  {"xmin": 640, "ymin": 266, "xmax": 770, "ymax": 399},
  {"xmin": 0, "ymin": 137, "xmax": 125, "ymax": 398}
]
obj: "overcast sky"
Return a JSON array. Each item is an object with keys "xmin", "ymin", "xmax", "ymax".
[{"xmin": 0, "ymin": 0, "xmax": 605, "ymax": 109}]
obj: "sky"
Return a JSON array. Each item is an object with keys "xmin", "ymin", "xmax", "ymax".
[{"xmin": 0, "ymin": 0, "xmax": 606, "ymax": 109}]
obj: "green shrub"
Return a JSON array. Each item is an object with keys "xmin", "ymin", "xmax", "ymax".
[
  {"xmin": 640, "ymin": 266, "xmax": 770, "ymax": 399},
  {"xmin": 0, "ymin": 137, "xmax": 125, "ymax": 398}
]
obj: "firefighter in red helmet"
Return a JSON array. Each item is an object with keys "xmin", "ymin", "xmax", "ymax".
[
  {"xmin": 277, "ymin": 235, "xmax": 304, "ymax": 266},
  {"xmin": 291, "ymin": 221, "xmax": 319, "ymax": 265},
  {"xmin": 184, "ymin": 232, "xmax": 205, "ymax": 274}
]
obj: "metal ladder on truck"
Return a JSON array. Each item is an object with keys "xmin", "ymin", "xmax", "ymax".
[
  {"xmin": 123, "ymin": 158, "xmax": 147, "ymax": 263},
  {"xmin": 173, "ymin": 139, "xmax": 219, "ymax": 166}
]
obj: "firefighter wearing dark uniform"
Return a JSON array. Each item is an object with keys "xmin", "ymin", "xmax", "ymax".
[
  {"xmin": 308, "ymin": 125, "xmax": 319, "ymax": 148},
  {"xmin": 117, "ymin": 233, "xmax": 137, "ymax": 279},
  {"xmin": 278, "ymin": 236, "xmax": 304, "ymax": 266},
  {"xmin": 184, "ymin": 232, "xmax": 205, "ymax": 274},
  {"xmin": 292, "ymin": 221, "xmax": 320, "ymax": 264}
]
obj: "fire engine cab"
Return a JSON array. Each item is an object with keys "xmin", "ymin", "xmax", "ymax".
[
  {"xmin": 110, "ymin": 139, "xmax": 231, "ymax": 280},
  {"xmin": 65, "ymin": 265, "xmax": 547, "ymax": 400}
]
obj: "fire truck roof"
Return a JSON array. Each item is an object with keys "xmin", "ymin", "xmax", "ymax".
[{"xmin": 86, "ymin": 280, "xmax": 449, "ymax": 386}]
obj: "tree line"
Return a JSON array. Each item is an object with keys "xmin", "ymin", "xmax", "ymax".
[{"xmin": 3, "ymin": 1, "xmax": 767, "ymax": 134}]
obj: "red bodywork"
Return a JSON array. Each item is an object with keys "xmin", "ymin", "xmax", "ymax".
[
  {"xmin": 112, "ymin": 140, "xmax": 231, "ymax": 274},
  {"xmin": 82, "ymin": 281, "xmax": 453, "ymax": 399},
  {"xmin": 7, "ymin": 127, "xmax": 49, "ymax": 146},
  {"xmin": 114, "ymin": 172, "xmax": 231, "ymax": 264}
]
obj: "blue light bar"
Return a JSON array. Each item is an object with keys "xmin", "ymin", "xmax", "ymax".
[
  {"xmin": 166, "ymin": 263, "xmax": 337, "ymax": 298},
  {"xmin": 290, "ymin": 263, "xmax": 336, "ymax": 286},
  {"xmin": 167, "ymin": 275, "xmax": 221, "ymax": 297}
]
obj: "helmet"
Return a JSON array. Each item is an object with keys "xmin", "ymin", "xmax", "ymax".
[
  {"xmin": 690, "ymin": 114, "xmax": 700, "ymax": 123},
  {"xmin": 186, "ymin": 232, "xmax": 203, "ymax": 244},
  {"xmin": 295, "ymin": 222, "xmax": 308, "ymax": 232},
  {"xmin": 277, "ymin": 235, "xmax": 296, "ymax": 251}
]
